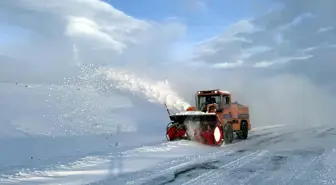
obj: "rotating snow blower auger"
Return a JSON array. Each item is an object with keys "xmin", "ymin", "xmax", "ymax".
[{"xmin": 166, "ymin": 89, "xmax": 251, "ymax": 146}]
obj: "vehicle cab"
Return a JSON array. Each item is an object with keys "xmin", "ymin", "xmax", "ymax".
[{"xmin": 195, "ymin": 89, "xmax": 231, "ymax": 112}]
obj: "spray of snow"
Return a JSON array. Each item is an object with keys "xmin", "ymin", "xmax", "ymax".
[
  {"xmin": 39, "ymin": 64, "xmax": 192, "ymax": 136},
  {"xmin": 97, "ymin": 67, "xmax": 191, "ymax": 112},
  {"xmin": 184, "ymin": 119, "xmax": 202, "ymax": 141}
]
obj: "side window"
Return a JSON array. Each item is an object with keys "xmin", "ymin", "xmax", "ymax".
[
  {"xmin": 215, "ymin": 96, "xmax": 221, "ymax": 104},
  {"xmin": 226, "ymin": 96, "xmax": 230, "ymax": 104},
  {"xmin": 223, "ymin": 95, "xmax": 230, "ymax": 105}
]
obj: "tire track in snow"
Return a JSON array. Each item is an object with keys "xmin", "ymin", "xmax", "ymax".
[
  {"xmin": 145, "ymin": 126, "xmax": 326, "ymax": 185},
  {"xmin": 283, "ymin": 150, "xmax": 327, "ymax": 185},
  {"xmin": 180, "ymin": 150, "xmax": 267, "ymax": 185},
  {"xmin": 115, "ymin": 125, "xmax": 295, "ymax": 185},
  {"xmin": 123, "ymin": 125, "xmax": 287, "ymax": 185},
  {"xmin": 88, "ymin": 125, "xmax": 281, "ymax": 185},
  {"xmin": 109, "ymin": 148, "xmax": 235, "ymax": 185}
]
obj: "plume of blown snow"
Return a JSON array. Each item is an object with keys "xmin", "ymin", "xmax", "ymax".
[{"xmin": 97, "ymin": 67, "xmax": 191, "ymax": 112}]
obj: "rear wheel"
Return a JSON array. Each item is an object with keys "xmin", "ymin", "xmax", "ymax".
[
  {"xmin": 223, "ymin": 123, "xmax": 233, "ymax": 144},
  {"xmin": 239, "ymin": 121, "xmax": 248, "ymax": 140}
]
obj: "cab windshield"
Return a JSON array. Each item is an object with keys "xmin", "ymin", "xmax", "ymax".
[
  {"xmin": 196, "ymin": 94, "xmax": 231, "ymax": 112},
  {"xmin": 197, "ymin": 95, "xmax": 221, "ymax": 111},
  {"xmin": 198, "ymin": 95, "xmax": 220, "ymax": 105}
]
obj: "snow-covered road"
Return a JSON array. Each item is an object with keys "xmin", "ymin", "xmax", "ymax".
[{"xmin": 2, "ymin": 124, "xmax": 335, "ymax": 185}]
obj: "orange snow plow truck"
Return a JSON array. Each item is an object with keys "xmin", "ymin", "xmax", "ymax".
[{"xmin": 166, "ymin": 89, "xmax": 251, "ymax": 146}]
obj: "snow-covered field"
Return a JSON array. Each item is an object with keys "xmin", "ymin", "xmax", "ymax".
[{"xmin": 1, "ymin": 82, "xmax": 336, "ymax": 185}]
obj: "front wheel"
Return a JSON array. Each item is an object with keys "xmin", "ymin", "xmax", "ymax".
[
  {"xmin": 223, "ymin": 123, "xmax": 233, "ymax": 144},
  {"xmin": 166, "ymin": 123, "xmax": 186, "ymax": 141}
]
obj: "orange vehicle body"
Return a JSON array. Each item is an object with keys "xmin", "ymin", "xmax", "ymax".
[
  {"xmin": 166, "ymin": 89, "xmax": 251, "ymax": 146},
  {"xmin": 219, "ymin": 102, "xmax": 251, "ymax": 131},
  {"xmin": 201, "ymin": 95, "xmax": 251, "ymax": 129}
]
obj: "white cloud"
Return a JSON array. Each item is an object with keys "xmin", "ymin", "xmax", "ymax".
[
  {"xmin": 212, "ymin": 60, "xmax": 243, "ymax": 69},
  {"xmin": 253, "ymin": 55, "xmax": 312, "ymax": 68},
  {"xmin": 191, "ymin": 0, "xmax": 336, "ymax": 76},
  {"xmin": 317, "ymin": 27, "xmax": 333, "ymax": 33},
  {"xmin": 253, "ymin": 60, "xmax": 274, "ymax": 68},
  {"xmin": 65, "ymin": 16, "xmax": 127, "ymax": 53},
  {"xmin": 191, "ymin": 20, "xmax": 258, "ymax": 67}
]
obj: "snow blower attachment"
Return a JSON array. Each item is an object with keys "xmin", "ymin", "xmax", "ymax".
[
  {"xmin": 166, "ymin": 113, "xmax": 224, "ymax": 146},
  {"xmin": 166, "ymin": 89, "xmax": 251, "ymax": 146}
]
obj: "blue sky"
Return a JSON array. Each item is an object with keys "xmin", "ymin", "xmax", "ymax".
[
  {"xmin": 0, "ymin": 1, "xmax": 262, "ymax": 47},
  {"xmin": 0, "ymin": 24, "xmax": 31, "ymax": 45},
  {"xmin": 104, "ymin": 0, "xmax": 262, "ymax": 60},
  {"xmin": 105, "ymin": 0, "xmax": 256, "ymax": 42},
  {"xmin": 0, "ymin": 1, "xmax": 252, "ymax": 51},
  {"xmin": 0, "ymin": 0, "xmax": 270, "ymax": 60}
]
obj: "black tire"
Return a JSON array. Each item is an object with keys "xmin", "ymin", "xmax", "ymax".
[
  {"xmin": 240, "ymin": 121, "xmax": 248, "ymax": 140},
  {"xmin": 223, "ymin": 123, "xmax": 233, "ymax": 144}
]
